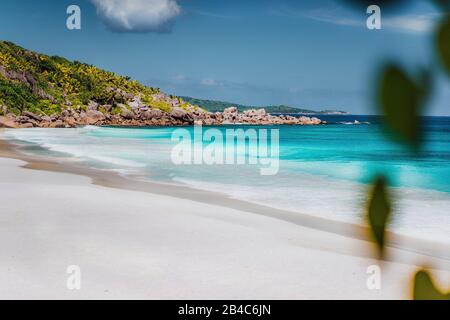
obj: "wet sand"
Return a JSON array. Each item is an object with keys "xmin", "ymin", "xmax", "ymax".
[{"xmin": 0, "ymin": 131, "xmax": 449, "ymax": 299}]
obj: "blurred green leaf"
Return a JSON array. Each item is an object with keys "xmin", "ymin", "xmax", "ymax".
[
  {"xmin": 437, "ymin": 15, "xmax": 450, "ymax": 74},
  {"xmin": 378, "ymin": 64, "xmax": 428, "ymax": 149},
  {"xmin": 413, "ymin": 269, "xmax": 450, "ymax": 300},
  {"xmin": 366, "ymin": 176, "xmax": 391, "ymax": 256},
  {"xmin": 432, "ymin": 0, "xmax": 450, "ymax": 11}
]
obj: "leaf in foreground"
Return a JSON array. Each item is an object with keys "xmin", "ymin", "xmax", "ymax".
[
  {"xmin": 378, "ymin": 64, "xmax": 428, "ymax": 149},
  {"xmin": 366, "ymin": 176, "xmax": 391, "ymax": 256},
  {"xmin": 437, "ymin": 15, "xmax": 450, "ymax": 75},
  {"xmin": 413, "ymin": 269, "xmax": 450, "ymax": 300},
  {"xmin": 432, "ymin": 0, "xmax": 450, "ymax": 11}
]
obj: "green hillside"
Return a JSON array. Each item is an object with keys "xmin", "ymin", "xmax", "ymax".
[
  {"xmin": 181, "ymin": 96, "xmax": 347, "ymax": 114},
  {"xmin": 0, "ymin": 41, "xmax": 345, "ymax": 118},
  {"xmin": 0, "ymin": 41, "xmax": 178, "ymax": 116},
  {"xmin": 179, "ymin": 97, "xmax": 252, "ymax": 113}
]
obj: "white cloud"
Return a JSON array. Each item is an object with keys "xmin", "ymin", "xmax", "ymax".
[
  {"xmin": 90, "ymin": 0, "xmax": 182, "ymax": 33},
  {"xmin": 383, "ymin": 14, "xmax": 438, "ymax": 33},
  {"xmin": 173, "ymin": 74, "xmax": 186, "ymax": 80},
  {"xmin": 200, "ymin": 79, "xmax": 222, "ymax": 87},
  {"xmin": 270, "ymin": 5, "xmax": 440, "ymax": 34}
]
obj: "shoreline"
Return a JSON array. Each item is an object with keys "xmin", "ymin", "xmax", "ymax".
[
  {"xmin": 1, "ymin": 129, "xmax": 449, "ymax": 299},
  {"xmin": 1, "ymin": 130, "xmax": 449, "ymax": 264}
]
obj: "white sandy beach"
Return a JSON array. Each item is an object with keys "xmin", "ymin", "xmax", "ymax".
[{"xmin": 0, "ymin": 135, "xmax": 449, "ymax": 299}]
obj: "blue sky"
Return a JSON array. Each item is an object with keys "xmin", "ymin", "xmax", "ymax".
[{"xmin": 0, "ymin": 0, "xmax": 448, "ymax": 114}]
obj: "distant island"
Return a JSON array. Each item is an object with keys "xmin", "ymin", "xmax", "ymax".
[{"xmin": 181, "ymin": 96, "xmax": 349, "ymax": 115}]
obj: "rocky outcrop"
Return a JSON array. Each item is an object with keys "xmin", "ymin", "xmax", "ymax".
[
  {"xmin": 140, "ymin": 109, "xmax": 163, "ymax": 120},
  {"xmin": 3, "ymin": 102, "xmax": 323, "ymax": 129},
  {"xmin": 192, "ymin": 106, "xmax": 323, "ymax": 126},
  {"xmin": 0, "ymin": 42, "xmax": 325, "ymax": 130},
  {"xmin": 170, "ymin": 107, "xmax": 194, "ymax": 124},
  {"xmin": 21, "ymin": 111, "xmax": 42, "ymax": 122},
  {"xmin": 84, "ymin": 110, "xmax": 106, "ymax": 124},
  {"xmin": 0, "ymin": 115, "xmax": 19, "ymax": 128}
]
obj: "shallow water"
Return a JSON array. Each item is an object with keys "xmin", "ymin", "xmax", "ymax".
[{"xmin": 5, "ymin": 115, "xmax": 450, "ymax": 243}]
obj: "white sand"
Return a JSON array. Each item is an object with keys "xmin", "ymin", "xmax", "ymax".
[{"xmin": 0, "ymin": 156, "xmax": 449, "ymax": 300}]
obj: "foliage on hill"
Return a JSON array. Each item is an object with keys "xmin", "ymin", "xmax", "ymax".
[
  {"xmin": 0, "ymin": 41, "xmax": 169, "ymax": 116},
  {"xmin": 180, "ymin": 96, "xmax": 347, "ymax": 114},
  {"xmin": 179, "ymin": 96, "xmax": 252, "ymax": 113},
  {"xmin": 0, "ymin": 41, "xmax": 344, "ymax": 118}
]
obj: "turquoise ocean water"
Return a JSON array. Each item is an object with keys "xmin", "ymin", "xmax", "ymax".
[{"xmin": 4, "ymin": 115, "xmax": 450, "ymax": 243}]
